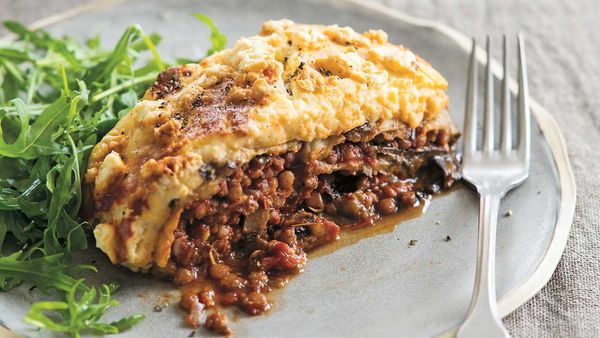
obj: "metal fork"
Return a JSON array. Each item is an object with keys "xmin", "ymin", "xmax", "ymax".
[{"xmin": 455, "ymin": 35, "xmax": 530, "ymax": 338}]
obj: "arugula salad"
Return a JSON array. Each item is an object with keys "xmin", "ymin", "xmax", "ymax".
[{"xmin": 0, "ymin": 14, "xmax": 225, "ymax": 337}]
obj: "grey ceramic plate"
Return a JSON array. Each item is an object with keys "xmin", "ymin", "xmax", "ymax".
[{"xmin": 0, "ymin": 0, "xmax": 576, "ymax": 337}]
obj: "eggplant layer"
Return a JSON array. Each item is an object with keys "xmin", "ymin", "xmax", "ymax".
[{"xmin": 165, "ymin": 122, "xmax": 459, "ymax": 328}]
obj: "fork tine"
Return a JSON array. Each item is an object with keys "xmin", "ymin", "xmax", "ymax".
[
  {"xmin": 517, "ymin": 34, "xmax": 530, "ymax": 161},
  {"xmin": 483, "ymin": 36, "xmax": 494, "ymax": 153},
  {"xmin": 463, "ymin": 38, "xmax": 478, "ymax": 158},
  {"xmin": 500, "ymin": 35, "xmax": 512, "ymax": 153}
]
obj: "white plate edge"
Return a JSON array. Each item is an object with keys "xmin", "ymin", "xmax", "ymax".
[
  {"xmin": 337, "ymin": 0, "xmax": 576, "ymax": 327},
  {"xmin": 0, "ymin": 0, "xmax": 577, "ymax": 333}
]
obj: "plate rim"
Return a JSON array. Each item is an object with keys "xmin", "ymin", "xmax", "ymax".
[
  {"xmin": 0, "ymin": 0, "xmax": 576, "ymax": 333},
  {"xmin": 334, "ymin": 0, "xmax": 576, "ymax": 318}
]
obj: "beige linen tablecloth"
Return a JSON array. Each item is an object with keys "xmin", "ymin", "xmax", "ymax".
[{"xmin": 1, "ymin": 0, "xmax": 598, "ymax": 337}]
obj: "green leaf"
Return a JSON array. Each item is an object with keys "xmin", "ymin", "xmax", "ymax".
[
  {"xmin": 0, "ymin": 250, "xmax": 19, "ymax": 288},
  {"xmin": 0, "ymin": 187, "xmax": 19, "ymax": 210},
  {"xmin": 60, "ymin": 210, "xmax": 87, "ymax": 252},
  {"xmin": 110, "ymin": 314, "xmax": 145, "ymax": 332},
  {"xmin": 0, "ymin": 97, "xmax": 68, "ymax": 159},
  {"xmin": 0, "ymin": 157, "xmax": 30, "ymax": 179},
  {"xmin": 0, "ymin": 213, "xmax": 7, "ymax": 249},
  {"xmin": 23, "ymin": 301, "xmax": 70, "ymax": 331},
  {"xmin": 0, "ymin": 15, "xmax": 223, "ymax": 337},
  {"xmin": 0, "ymin": 211, "xmax": 36, "ymax": 245},
  {"xmin": 84, "ymin": 25, "xmax": 142, "ymax": 84},
  {"xmin": 3, "ymin": 21, "xmax": 47, "ymax": 45},
  {"xmin": 0, "ymin": 253, "xmax": 77, "ymax": 292},
  {"xmin": 142, "ymin": 34, "xmax": 165, "ymax": 70},
  {"xmin": 131, "ymin": 32, "xmax": 161, "ymax": 52},
  {"xmin": 24, "ymin": 281, "xmax": 143, "ymax": 337},
  {"xmin": 25, "ymin": 69, "xmax": 44, "ymax": 104},
  {"xmin": 1, "ymin": 59, "xmax": 25, "ymax": 84},
  {"xmin": 194, "ymin": 13, "xmax": 227, "ymax": 56},
  {"xmin": 16, "ymin": 178, "xmax": 48, "ymax": 218},
  {"xmin": 0, "ymin": 48, "xmax": 31, "ymax": 61},
  {"xmin": 44, "ymin": 154, "xmax": 80, "ymax": 254}
]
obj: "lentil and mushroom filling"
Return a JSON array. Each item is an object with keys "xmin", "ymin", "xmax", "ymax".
[{"xmin": 163, "ymin": 121, "xmax": 459, "ymax": 331}]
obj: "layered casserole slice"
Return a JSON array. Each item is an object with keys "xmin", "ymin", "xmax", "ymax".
[{"xmin": 83, "ymin": 20, "xmax": 459, "ymax": 322}]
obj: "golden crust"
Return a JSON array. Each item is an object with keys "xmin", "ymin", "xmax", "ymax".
[{"xmin": 84, "ymin": 20, "xmax": 450, "ymax": 270}]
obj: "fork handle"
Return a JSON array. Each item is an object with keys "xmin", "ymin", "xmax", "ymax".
[{"xmin": 456, "ymin": 192, "xmax": 510, "ymax": 338}]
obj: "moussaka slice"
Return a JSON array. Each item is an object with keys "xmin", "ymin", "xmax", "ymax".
[{"xmin": 83, "ymin": 19, "xmax": 459, "ymax": 328}]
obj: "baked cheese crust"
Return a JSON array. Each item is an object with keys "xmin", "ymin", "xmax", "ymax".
[{"xmin": 84, "ymin": 20, "xmax": 450, "ymax": 271}]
